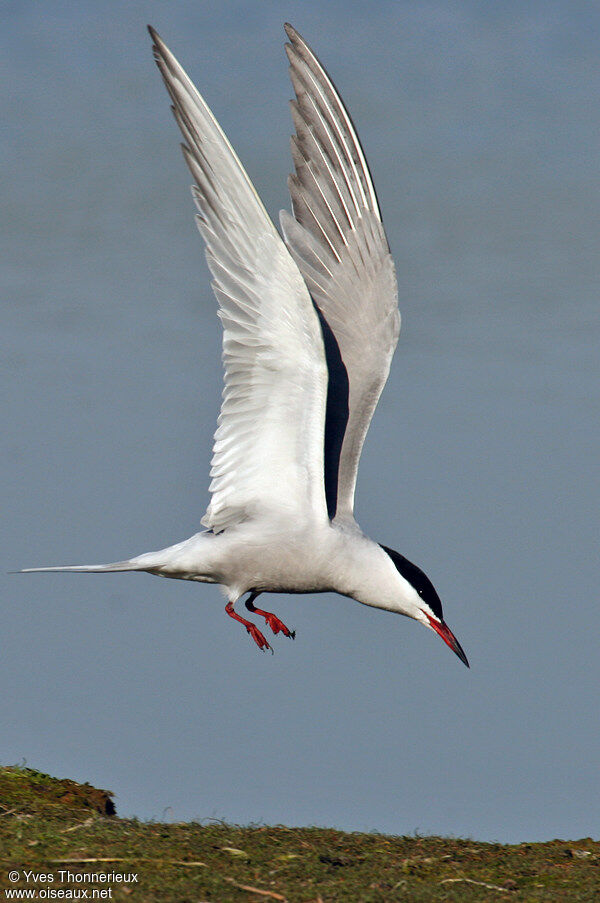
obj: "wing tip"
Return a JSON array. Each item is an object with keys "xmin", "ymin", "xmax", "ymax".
[
  {"xmin": 147, "ymin": 24, "xmax": 165, "ymax": 71},
  {"xmin": 147, "ymin": 24, "xmax": 162, "ymax": 52},
  {"xmin": 284, "ymin": 23, "xmax": 309, "ymax": 58},
  {"xmin": 147, "ymin": 25, "xmax": 175, "ymax": 75}
]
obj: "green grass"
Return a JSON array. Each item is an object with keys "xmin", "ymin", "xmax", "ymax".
[{"xmin": 0, "ymin": 767, "xmax": 598, "ymax": 901}]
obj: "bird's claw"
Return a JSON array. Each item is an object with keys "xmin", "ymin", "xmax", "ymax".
[
  {"xmin": 246, "ymin": 623, "xmax": 272, "ymax": 653},
  {"xmin": 263, "ymin": 612, "xmax": 295, "ymax": 639}
]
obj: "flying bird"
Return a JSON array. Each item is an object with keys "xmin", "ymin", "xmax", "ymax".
[{"xmin": 21, "ymin": 24, "xmax": 469, "ymax": 667}]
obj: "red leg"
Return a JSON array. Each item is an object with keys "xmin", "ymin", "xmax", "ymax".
[
  {"xmin": 245, "ymin": 594, "xmax": 295, "ymax": 639},
  {"xmin": 225, "ymin": 601, "xmax": 272, "ymax": 652}
]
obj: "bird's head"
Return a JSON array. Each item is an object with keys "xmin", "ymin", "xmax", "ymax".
[{"xmin": 379, "ymin": 545, "xmax": 469, "ymax": 668}]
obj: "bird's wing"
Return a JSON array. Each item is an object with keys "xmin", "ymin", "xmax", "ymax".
[
  {"xmin": 150, "ymin": 28, "xmax": 329, "ymax": 533},
  {"xmin": 280, "ymin": 24, "xmax": 400, "ymax": 525}
]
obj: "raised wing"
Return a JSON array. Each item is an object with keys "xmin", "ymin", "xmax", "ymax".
[
  {"xmin": 280, "ymin": 24, "xmax": 400, "ymax": 524},
  {"xmin": 149, "ymin": 27, "xmax": 329, "ymax": 533}
]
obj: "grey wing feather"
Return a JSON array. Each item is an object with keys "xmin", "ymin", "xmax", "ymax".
[{"xmin": 281, "ymin": 24, "xmax": 400, "ymax": 524}]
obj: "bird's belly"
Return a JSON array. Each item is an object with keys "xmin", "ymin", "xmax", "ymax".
[
  {"xmin": 155, "ymin": 522, "xmax": 355, "ymax": 598},
  {"xmin": 213, "ymin": 526, "xmax": 337, "ymax": 596},
  {"xmin": 224, "ymin": 550, "xmax": 331, "ymax": 595}
]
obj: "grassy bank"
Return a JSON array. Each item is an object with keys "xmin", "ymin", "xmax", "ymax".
[{"xmin": 0, "ymin": 767, "xmax": 598, "ymax": 901}]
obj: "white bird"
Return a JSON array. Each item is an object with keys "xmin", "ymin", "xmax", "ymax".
[{"xmin": 21, "ymin": 24, "xmax": 469, "ymax": 667}]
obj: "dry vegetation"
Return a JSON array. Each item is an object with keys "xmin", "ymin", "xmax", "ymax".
[{"xmin": 0, "ymin": 767, "xmax": 598, "ymax": 901}]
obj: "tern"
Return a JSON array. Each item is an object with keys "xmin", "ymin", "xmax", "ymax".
[{"xmin": 21, "ymin": 25, "xmax": 469, "ymax": 667}]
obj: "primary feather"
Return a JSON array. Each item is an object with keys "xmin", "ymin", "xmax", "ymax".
[
  {"xmin": 148, "ymin": 27, "xmax": 330, "ymax": 534},
  {"xmin": 281, "ymin": 23, "xmax": 400, "ymax": 524}
]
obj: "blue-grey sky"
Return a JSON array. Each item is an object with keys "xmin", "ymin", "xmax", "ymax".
[{"xmin": 3, "ymin": 0, "xmax": 599, "ymax": 842}]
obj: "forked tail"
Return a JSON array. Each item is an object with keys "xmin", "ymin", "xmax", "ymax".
[
  {"xmin": 15, "ymin": 535, "xmax": 209, "ymax": 577},
  {"xmin": 16, "ymin": 560, "xmax": 145, "ymax": 574}
]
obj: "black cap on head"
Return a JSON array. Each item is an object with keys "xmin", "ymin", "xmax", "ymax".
[{"xmin": 379, "ymin": 545, "xmax": 444, "ymax": 621}]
